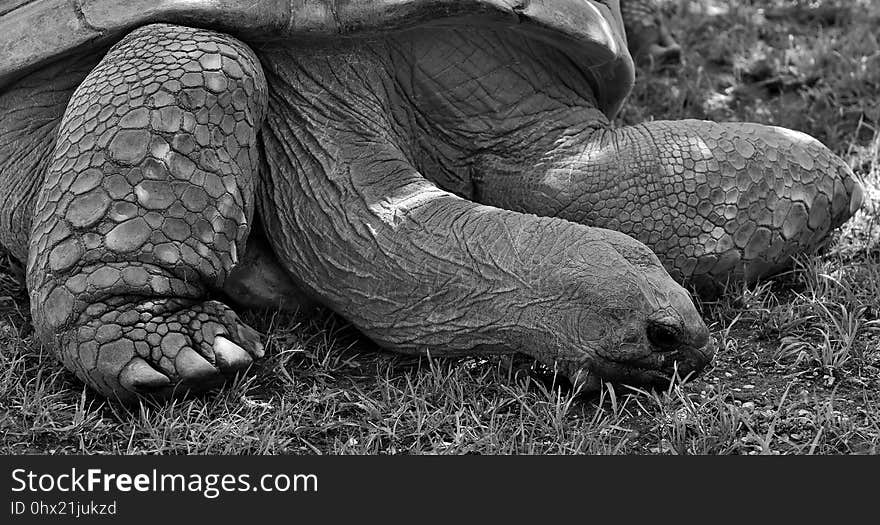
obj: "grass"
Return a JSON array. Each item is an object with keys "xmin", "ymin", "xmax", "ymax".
[{"xmin": 2, "ymin": 0, "xmax": 879, "ymax": 455}]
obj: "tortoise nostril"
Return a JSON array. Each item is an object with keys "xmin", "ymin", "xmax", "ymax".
[{"xmin": 646, "ymin": 320, "xmax": 681, "ymax": 351}]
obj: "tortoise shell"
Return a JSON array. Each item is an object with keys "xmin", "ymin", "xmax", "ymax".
[{"xmin": 0, "ymin": 0, "xmax": 634, "ymax": 116}]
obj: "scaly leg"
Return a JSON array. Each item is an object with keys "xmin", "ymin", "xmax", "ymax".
[
  {"xmin": 476, "ymin": 120, "xmax": 865, "ymax": 296},
  {"xmin": 27, "ymin": 24, "xmax": 267, "ymax": 401}
]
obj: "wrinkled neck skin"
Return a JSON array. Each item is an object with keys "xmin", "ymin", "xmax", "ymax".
[
  {"xmin": 255, "ymin": 26, "xmax": 698, "ymax": 382},
  {"xmin": 262, "ymin": 26, "xmax": 606, "ymax": 202},
  {"xmin": 383, "ymin": 28, "xmax": 608, "ymax": 199}
]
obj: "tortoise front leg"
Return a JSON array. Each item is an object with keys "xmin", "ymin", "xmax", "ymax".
[
  {"xmin": 27, "ymin": 24, "xmax": 267, "ymax": 401},
  {"xmin": 475, "ymin": 120, "xmax": 865, "ymax": 296}
]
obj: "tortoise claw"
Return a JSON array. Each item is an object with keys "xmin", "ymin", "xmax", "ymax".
[
  {"xmin": 119, "ymin": 357, "xmax": 171, "ymax": 392},
  {"xmin": 175, "ymin": 347, "xmax": 219, "ymax": 383},
  {"xmin": 850, "ymin": 181, "xmax": 864, "ymax": 215},
  {"xmin": 213, "ymin": 336, "xmax": 254, "ymax": 371},
  {"xmin": 252, "ymin": 340, "xmax": 265, "ymax": 359}
]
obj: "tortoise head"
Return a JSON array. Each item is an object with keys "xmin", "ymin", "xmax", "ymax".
[{"xmin": 539, "ymin": 228, "xmax": 714, "ymax": 391}]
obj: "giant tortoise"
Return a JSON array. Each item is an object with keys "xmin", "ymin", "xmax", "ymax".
[{"xmin": 0, "ymin": 0, "xmax": 864, "ymax": 401}]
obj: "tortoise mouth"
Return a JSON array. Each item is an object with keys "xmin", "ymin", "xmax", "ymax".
[{"xmin": 591, "ymin": 341, "xmax": 716, "ymax": 387}]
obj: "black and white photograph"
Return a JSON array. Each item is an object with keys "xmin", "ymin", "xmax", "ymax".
[{"xmin": 0, "ymin": 0, "xmax": 878, "ymax": 516}]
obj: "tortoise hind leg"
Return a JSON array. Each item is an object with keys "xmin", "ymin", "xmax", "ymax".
[
  {"xmin": 27, "ymin": 24, "xmax": 267, "ymax": 401},
  {"xmin": 474, "ymin": 120, "xmax": 864, "ymax": 298}
]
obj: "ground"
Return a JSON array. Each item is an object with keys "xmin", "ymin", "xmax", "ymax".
[{"xmin": 1, "ymin": 0, "xmax": 878, "ymax": 454}]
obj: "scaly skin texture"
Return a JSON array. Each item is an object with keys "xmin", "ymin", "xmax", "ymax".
[
  {"xmin": 0, "ymin": 53, "xmax": 100, "ymax": 260},
  {"xmin": 258, "ymin": 36, "xmax": 711, "ymax": 388},
  {"xmin": 0, "ymin": 12, "xmax": 861, "ymax": 401},
  {"xmin": 376, "ymin": 27, "xmax": 863, "ymax": 296},
  {"xmin": 25, "ymin": 25, "xmax": 266, "ymax": 400},
  {"xmin": 476, "ymin": 121, "xmax": 863, "ymax": 295}
]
